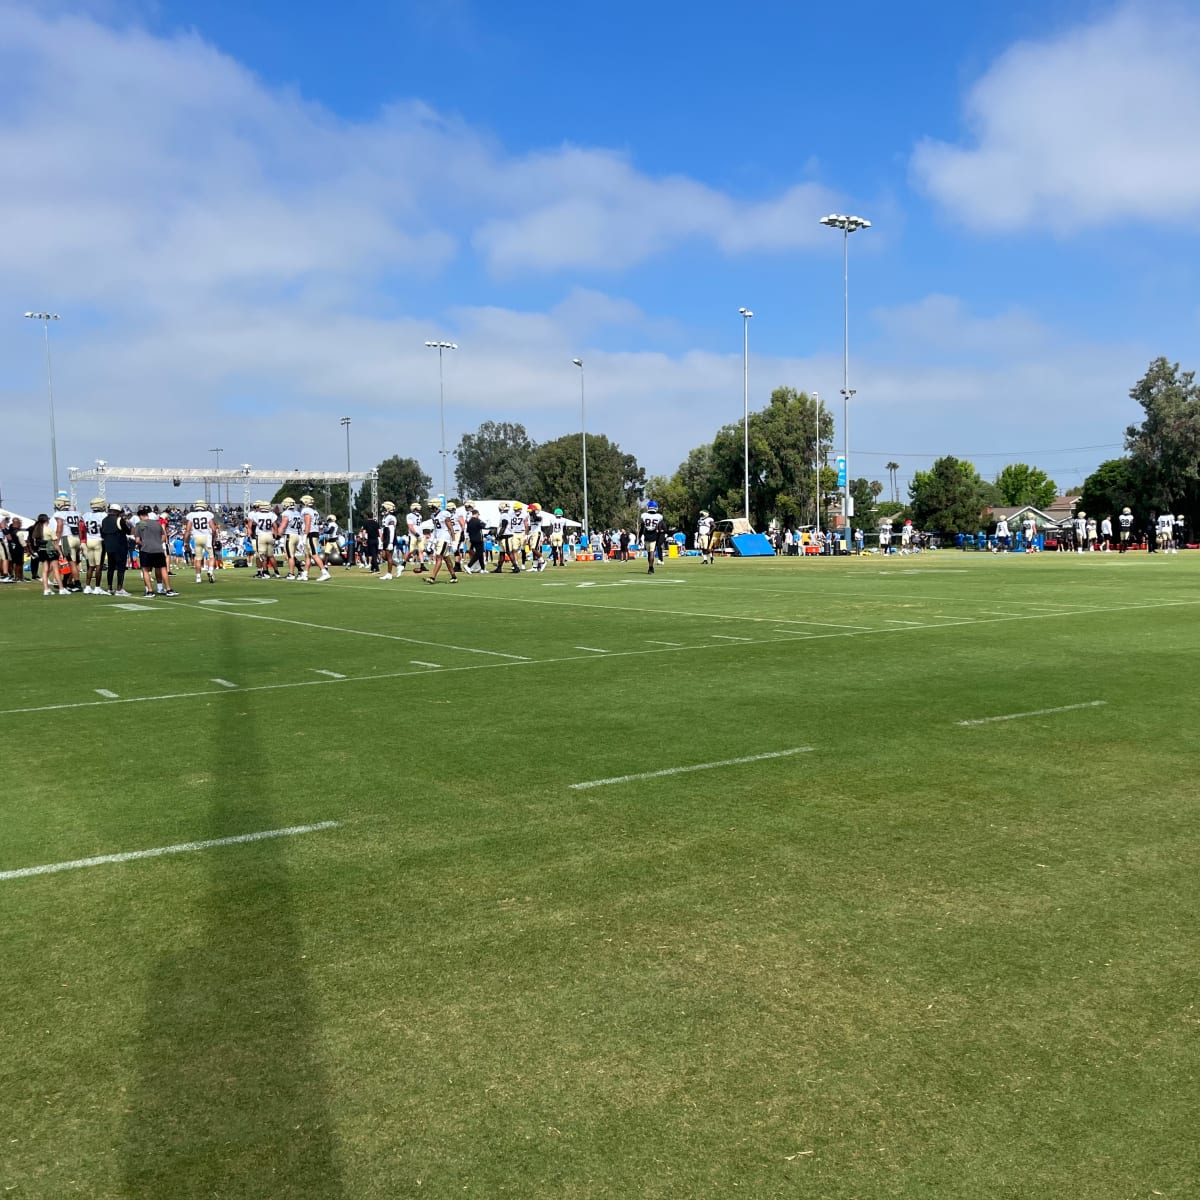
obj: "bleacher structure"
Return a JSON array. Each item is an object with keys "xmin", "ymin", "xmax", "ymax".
[{"xmin": 67, "ymin": 463, "xmax": 378, "ymax": 515}]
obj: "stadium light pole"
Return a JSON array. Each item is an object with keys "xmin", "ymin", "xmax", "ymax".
[
  {"xmin": 572, "ymin": 358, "xmax": 589, "ymax": 542},
  {"xmin": 819, "ymin": 213, "xmax": 870, "ymax": 552},
  {"xmin": 210, "ymin": 447, "xmax": 224, "ymax": 507},
  {"xmin": 813, "ymin": 390, "xmax": 821, "ymax": 538},
  {"xmin": 25, "ymin": 312, "xmax": 61, "ymax": 498},
  {"xmin": 739, "ymin": 308, "xmax": 753, "ymax": 522},
  {"xmin": 424, "ymin": 340, "xmax": 457, "ymax": 500},
  {"xmin": 340, "ymin": 417, "xmax": 352, "ymax": 542}
]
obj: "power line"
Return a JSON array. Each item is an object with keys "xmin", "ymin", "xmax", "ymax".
[{"xmin": 852, "ymin": 443, "xmax": 1123, "ymax": 459}]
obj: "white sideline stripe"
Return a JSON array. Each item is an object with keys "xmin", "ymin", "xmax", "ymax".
[
  {"xmin": 647, "ymin": 640, "xmax": 682, "ymax": 646},
  {"xmin": 1, "ymin": 601, "xmax": 1194, "ymax": 718},
  {"xmin": 311, "ymin": 669, "xmax": 346, "ymax": 679},
  {"xmin": 711, "ymin": 633, "xmax": 750, "ymax": 641},
  {"xmin": 774, "ymin": 629, "xmax": 813, "ymax": 636},
  {"xmin": 571, "ymin": 747, "xmax": 814, "ymax": 790},
  {"xmin": 95, "ymin": 689, "xmax": 118, "ymax": 699},
  {"xmin": 211, "ymin": 678, "xmax": 237, "ymax": 688},
  {"xmin": 173, "ymin": 600, "xmax": 531, "ymax": 660},
  {"xmin": 957, "ymin": 700, "xmax": 1106, "ymax": 727},
  {"xmin": 0, "ymin": 821, "xmax": 340, "ymax": 882},
  {"xmin": 575, "ymin": 645, "xmax": 609, "ymax": 653},
  {"xmin": 883, "ymin": 619, "xmax": 925, "ymax": 625},
  {"xmin": 410, "ymin": 660, "xmax": 441, "ymax": 668}
]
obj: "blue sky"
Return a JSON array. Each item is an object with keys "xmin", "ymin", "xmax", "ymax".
[{"xmin": 3, "ymin": 0, "xmax": 1198, "ymax": 517}]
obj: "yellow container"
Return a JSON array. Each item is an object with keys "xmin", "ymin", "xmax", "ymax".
[{"xmin": 668, "ymin": 543, "xmax": 680, "ymax": 558}]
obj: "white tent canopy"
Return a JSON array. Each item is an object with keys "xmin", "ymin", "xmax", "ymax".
[{"xmin": 1, "ymin": 505, "xmax": 35, "ymax": 527}]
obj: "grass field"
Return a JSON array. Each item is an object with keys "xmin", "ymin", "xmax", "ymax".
[{"xmin": 2, "ymin": 550, "xmax": 1198, "ymax": 1199}]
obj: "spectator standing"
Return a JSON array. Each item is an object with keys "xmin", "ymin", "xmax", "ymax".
[
  {"xmin": 101, "ymin": 503, "xmax": 132, "ymax": 594},
  {"xmin": 28, "ymin": 513, "xmax": 65, "ymax": 595},
  {"xmin": 135, "ymin": 505, "xmax": 175, "ymax": 596}
]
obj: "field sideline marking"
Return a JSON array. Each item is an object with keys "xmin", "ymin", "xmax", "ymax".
[
  {"xmin": 211, "ymin": 678, "xmax": 237, "ymax": 688},
  {"xmin": 575, "ymin": 645, "xmax": 609, "ymax": 653},
  {"xmin": 2, "ymin": 600, "xmax": 1196, "ymax": 718},
  {"xmin": 95, "ymin": 689, "xmax": 118, "ymax": 698},
  {"xmin": 571, "ymin": 747, "xmax": 814, "ymax": 790},
  {"xmin": 957, "ymin": 700, "xmax": 1106, "ymax": 727},
  {"xmin": 410, "ymin": 660, "xmax": 441, "ymax": 668},
  {"xmin": 168, "ymin": 599, "xmax": 531, "ymax": 660},
  {"xmin": 0, "ymin": 821, "xmax": 340, "ymax": 882},
  {"xmin": 311, "ymin": 669, "xmax": 345, "ymax": 679}
]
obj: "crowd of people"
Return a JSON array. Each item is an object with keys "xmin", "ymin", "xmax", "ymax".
[{"xmin": 3, "ymin": 494, "xmax": 1186, "ymax": 596}]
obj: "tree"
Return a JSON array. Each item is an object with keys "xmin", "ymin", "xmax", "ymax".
[
  {"xmin": 1125, "ymin": 357, "xmax": 1200, "ymax": 513},
  {"xmin": 909, "ymin": 456, "xmax": 992, "ymax": 535},
  {"xmin": 358, "ymin": 456, "xmax": 432, "ymax": 521},
  {"xmin": 530, "ymin": 434, "xmax": 645, "ymax": 530},
  {"xmin": 708, "ymin": 387, "xmax": 832, "ymax": 528},
  {"xmin": 455, "ymin": 422, "xmax": 537, "ymax": 499},
  {"xmin": 270, "ymin": 479, "xmax": 351, "ymax": 519},
  {"xmin": 848, "ymin": 477, "xmax": 877, "ymax": 527},
  {"xmin": 1079, "ymin": 457, "xmax": 1144, "ymax": 519},
  {"xmin": 886, "ymin": 462, "xmax": 900, "ymax": 503},
  {"xmin": 994, "ymin": 463, "xmax": 1058, "ymax": 509}
]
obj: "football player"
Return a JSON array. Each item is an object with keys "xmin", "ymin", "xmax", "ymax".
[
  {"xmin": 696, "ymin": 510, "xmax": 716, "ymax": 564},
  {"xmin": 185, "ymin": 499, "xmax": 218, "ymax": 583},
  {"xmin": 526, "ymin": 503, "xmax": 548, "ymax": 571},
  {"xmin": 492, "ymin": 502, "xmax": 516, "ymax": 572},
  {"xmin": 1073, "ymin": 510, "xmax": 1088, "ymax": 554},
  {"xmin": 278, "ymin": 497, "xmax": 302, "ymax": 578},
  {"xmin": 547, "ymin": 508, "xmax": 566, "ymax": 566},
  {"xmin": 425, "ymin": 498, "xmax": 459, "ymax": 584},
  {"xmin": 379, "ymin": 501, "xmax": 399, "ymax": 579},
  {"xmin": 80, "ymin": 497, "xmax": 108, "ymax": 593},
  {"xmin": 298, "ymin": 494, "xmax": 331, "ymax": 581},
  {"xmin": 402, "ymin": 502, "xmax": 426, "ymax": 573},
  {"xmin": 1118, "ymin": 506, "xmax": 1133, "ymax": 552},
  {"xmin": 53, "ymin": 496, "xmax": 82, "ymax": 590},
  {"xmin": 1021, "ymin": 514, "xmax": 1038, "ymax": 553},
  {"xmin": 640, "ymin": 500, "xmax": 665, "ymax": 574},
  {"xmin": 246, "ymin": 501, "xmax": 279, "ymax": 577}
]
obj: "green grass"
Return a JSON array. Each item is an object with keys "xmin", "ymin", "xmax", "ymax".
[{"xmin": 2, "ymin": 551, "xmax": 1198, "ymax": 1198}]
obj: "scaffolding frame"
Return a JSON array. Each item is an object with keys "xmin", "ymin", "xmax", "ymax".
[{"xmin": 67, "ymin": 464, "xmax": 378, "ymax": 522}]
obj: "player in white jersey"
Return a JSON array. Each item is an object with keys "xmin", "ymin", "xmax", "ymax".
[
  {"xmin": 53, "ymin": 497, "xmax": 82, "ymax": 590},
  {"xmin": 900, "ymin": 520, "xmax": 914, "ymax": 554},
  {"xmin": 1073, "ymin": 511, "xmax": 1088, "ymax": 553},
  {"xmin": 80, "ymin": 497, "xmax": 107, "ymax": 592},
  {"xmin": 993, "ymin": 517, "xmax": 1010, "ymax": 552},
  {"xmin": 878, "ymin": 520, "xmax": 892, "ymax": 555},
  {"xmin": 492, "ymin": 502, "xmax": 518, "ymax": 572},
  {"xmin": 1175, "ymin": 514, "xmax": 1186, "ymax": 552},
  {"xmin": 1099, "ymin": 515, "xmax": 1112, "ymax": 551},
  {"xmin": 185, "ymin": 500, "xmax": 218, "ymax": 583},
  {"xmin": 1157, "ymin": 512, "xmax": 1175, "ymax": 553},
  {"xmin": 525, "ymin": 503, "xmax": 548, "ymax": 571},
  {"xmin": 297, "ymin": 495, "xmax": 331, "ymax": 581},
  {"xmin": 246, "ymin": 501, "xmax": 279, "ymax": 577},
  {"xmin": 277, "ymin": 498, "xmax": 302, "ymax": 578},
  {"xmin": 547, "ymin": 508, "xmax": 566, "ymax": 566},
  {"xmin": 640, "ymin": 500, "xmax": 665, "ymax": 574},
  {"xmin": 696, "ymin": 510, "xmax": 716, "ymax": 564},
  {"xmin": 402, "ymin": 502, "xmax": 426, "ymax": 573},
  {"xmin": 425, "ymin": 500, "xmax": 459, "ymax": 583},
  {"xmin": 508, "ymin": 502, "xmax": 530, "ymax": 569},
  {"xmin": 379, "ymin": 501, "xmax": 399, "ymax": 578},
  {"xmin": 1021, "ymin": 516, "xmax": 1038, "ymax": 552}
]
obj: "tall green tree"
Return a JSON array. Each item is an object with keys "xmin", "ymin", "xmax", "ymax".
[
  {"xmin": 530, "ymin": 434, "xmax": 645, "ymax": 529},
  {"xmin": 454, "ymin": 421, "xmax": 537, "ymax": 499},
  {"xmin": 1125, "ymin": 357, "xmax": 1200, "ymax": 512},
  {"xmin": 708, "ymin": 387, "xmax": 833, "ymax": 528},
  {"xmin": 849, "ymin": 477, "xmax": 876, "ymax": 526},
  {"xmin": 994, "ymin": 463, "xmax": 1058, "ymax": 509},
  {"xmin": 270, "ymin": 479, "xmax": 349, "ymax": 517},
  {"xmin": 357, "ymin": 456, "xmax": 432, "ymax": 521},
  {"xmin": 909, "ymin": 456, "xmax": 992, "ymax": 534},
  {"xmin": 1078, "ymin": 458, "xmax": 1144, "ymax": 519}
]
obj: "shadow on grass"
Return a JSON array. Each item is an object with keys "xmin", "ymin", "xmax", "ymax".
[{"xmin": 120, "ymin": 617, "xmax": 345, "ymax": 1199}]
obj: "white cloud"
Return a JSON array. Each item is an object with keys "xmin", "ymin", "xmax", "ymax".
[{"xmin": 911, "ymin": 4, "xmax": 1200, "ymax": 231}]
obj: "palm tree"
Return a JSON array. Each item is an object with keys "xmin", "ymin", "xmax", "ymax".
[
  {"xmin": 886, "ymin": 462, "xmax": 900, "ymax": 503},
  {"xmin": 871, "ymin": 480, "xmax": 883, "ymax": 501}
]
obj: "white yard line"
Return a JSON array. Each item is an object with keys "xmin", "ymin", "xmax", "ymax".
[
  {"xmin": 773, "ymin": 629, "xmax": 813, "ymax": 636},
  {"xmin": 711, "ymin": 633, "xmax": 751, "ymax": 641},
  {"xmin": 410, "ymin": 660, "xmax": 441, "ymax": 668},
  {"xmin": 0, "ymin": 821, "xmax": 340, "ymax": 882},
  {"xmin": 882, "ymin": 619, "xmax": 926, "ymax": 625},
  {"xmin": 571, "ymin": 747, "xmax": 814, "ymax": 790},
  {"xmin": 311, "ymin": 669, "xmax": 346, "ymax": 679},
  {"xmin": 2, "ymin": 599, "xmax": 1194, "ymax": 719},
  {"xmin": 171, "ymin": 599, "xmax": 531, "ymax": 660},
  {"xmin": 575, "ymin": 645, "xmax": 610, "ymax": 653},
  {"xmin": 210, "ymin": 678, "xmax": 237, "ymax": 688},
  {"xmin": 957, "ymin": 700, "xmax": 1106, "ymax": 727},
  {"xmin": 647, "ymin": 640, "xmax": 683, "ymax": 646},
  {"xmin": 94, "ymin": 688, "xmax": 118, "ymax": 699}
]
